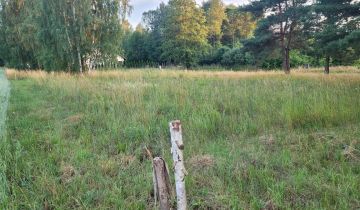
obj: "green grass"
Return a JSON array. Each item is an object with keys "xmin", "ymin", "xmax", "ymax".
[{"xmin": 1, "ymin": 69, "xmax": 360, "ymax": 209}]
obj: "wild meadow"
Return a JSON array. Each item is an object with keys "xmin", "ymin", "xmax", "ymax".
[{"xmin": 1, "ymin": 68, "xmax": 360, "ymax": 209}]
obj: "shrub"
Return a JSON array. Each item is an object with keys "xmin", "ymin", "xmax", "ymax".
[
  {"xmin": 221, "ymin": 48, "xmax": 254, "ymax": 67},
  {"xmin": 261, "ymin": 58, "xmax": 282, "ymax": 69},
  {"xmin": 354, "ymin": 59, "xmax": 360, "ymax": 69},
  {"xmin": 290, "ymin": 50, "xmax": 315, "ymax": 68},
  {"xmin": 214, "ymin": 46, "xmax": 231, "ymax": 64},
  {"xmin": 199, "ymin": 46, "xmax": 231, "ymax": 65}
]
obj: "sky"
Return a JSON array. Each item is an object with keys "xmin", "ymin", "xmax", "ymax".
[{"xmin": 128, "ymin": 0, "xmax": 250, "ymax": 27}]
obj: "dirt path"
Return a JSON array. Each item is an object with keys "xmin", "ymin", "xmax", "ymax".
[{"xmin": 0, "ymin": 68, "xmax": 10, "ymax": 138}]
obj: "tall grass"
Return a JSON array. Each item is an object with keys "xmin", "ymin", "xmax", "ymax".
[{"xmin": 1, "ymin": 68, "xmax": 360, "ymax": 209}]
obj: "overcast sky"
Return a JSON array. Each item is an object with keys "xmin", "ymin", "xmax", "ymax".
[{"xmin": 128, "ymin": 0, "xmax": 250, "ymax": 27}]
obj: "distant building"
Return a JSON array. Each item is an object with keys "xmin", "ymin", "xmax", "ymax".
[{"xmin": 117, "ymin": 56, "xmax": 125, "ymax": 63}]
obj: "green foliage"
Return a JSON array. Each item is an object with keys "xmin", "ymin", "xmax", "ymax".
[
  {"xmin": 142, "ymin": 3, "xmax": 168, "ymax": 64},
  {"xmin": 1, "ymin": 0, "xmax": 359, "ymax": 70},
  {"xmin": 162, "ymin": 0, "xmax": 209, "ymax": 68},
  {"xmin": 199, "ymin": 46, "xmax": 230, "ymax": 65},
  {"xmin": 204, "ymin": 0, "xmax": 226, "ymax": 46},
  {"xmin": 313, "ymin": 0, "xmax": 360, "ymax": 71},
  {"xmin": 244, "ymin": 0, "xmax": 311, "ymax": 72},
  {"xmin": 0, "ymin": 0, "xmax": 125, "ymax": 72},
  {"xmin": 123, "ymin": 30, "xmax": 149, "ymax": 66},
  {"xmin": 355, "ymin": 59, "xmax": 360, "ymax": 69},
  {"xmin": 138, "ymin": 1, "xmax": 257, "ymax": 68},
  {"xmin": 220, "ymin": 48, "xmax": 255, "ymax": 67},
  {"xmin": 221, "ymin": 9, "xmax": 256, "ymax": 48},
  {"xmin": 289, "ymin": 50, "xmax": 315, "ymax": 67},
  {"xmin": 0, "ymin": 0, "xmax": 38, "ymax": 69},
  {"xmin": 261, "ymin": 58, "xmax": 282, "ymax": 70}
]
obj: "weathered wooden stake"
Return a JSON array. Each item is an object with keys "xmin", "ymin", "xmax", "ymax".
[
  {"xmin": 169, "ymin": 120, "xmax": 187, "ymax": 210},
  {"xmin": 153, "ymin": 157, "xmax": 171, "ymax": 210}
]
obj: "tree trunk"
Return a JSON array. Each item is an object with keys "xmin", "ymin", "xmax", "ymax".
[
  {"xmin": 72, "ymin": 0, "xmax": 83, "ymax": 73},
  {"xmin": 283, "ymin": 47, "xmax": 290, "ymax": 74},
  {"xmin": 76, "ymin": 38, "xmax": 82, "ymax": 73},
  {"xmin": 324, "ymin": 55, "xmax": 330, "ymax": 74},
  {"xmin": 63, "ymin": 12, "xmax": 75, "ymax": 71},
  {"xmin": 90, "ymin": 0, "xmax": 97, "ymax": 72}
]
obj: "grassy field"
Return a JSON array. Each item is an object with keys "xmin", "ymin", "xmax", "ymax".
[{"xmin": 1, "ymin": 68, "xmax": 360, "ymax": 209}]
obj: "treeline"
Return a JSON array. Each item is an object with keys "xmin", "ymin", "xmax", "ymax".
[
  {"xmin": 123, "ymin": 0, "xmax": 256, "ymax": 69},
  {"xmin": 124, "ymin": 0, "xmax": 360, "ymax": 73},
  {"xmin": 0, "ymin": 0, "xmax": 132, "ymax": 72},
  {"xmin": 0, "ymin": 0, "xmax": 359, "ymax": 73}
]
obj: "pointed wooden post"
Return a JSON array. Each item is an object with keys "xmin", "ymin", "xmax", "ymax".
[
  {"xmin": 153, "ymin": 157, "xmax": 171, "ymax": 210},
  {"xmin": 169, "ymin": 120, "xmax": 187, "ymax": 210}
]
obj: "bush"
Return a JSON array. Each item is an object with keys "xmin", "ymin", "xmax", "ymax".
[
  {"xmin": 261, "ymin": 58, "xmax": 282, "ymax": 69},
  {"xmin": 220, "ymin": 49, "xmax": 235, "ymax": 66},
  {"xmin": 354, "ymin": 59, "xmax": 360, "ymax": 69},
  {"xmin": 0, "ymin": 58, "xmax": 4, "ymax": 67},
  {"xmin": 260, "ymin": 50, "xmax": 316, "ymax": 70},
  {"xmin": 221, "ymin": 48, "xmax": 254, "ymax": 67},
  {"xmin": 290, "ymin": 50, "xmax": 315, "ymax": 68},
  {"xmin": 199, "ymin": 46, "xmax": 230, "ymax": 65},
  {"xmin": 214, "ymin": 46, "xmax": 231, "ymax": 64}
]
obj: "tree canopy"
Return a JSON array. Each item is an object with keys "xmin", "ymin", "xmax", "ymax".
[
  {"xmin": 313, "ymin": 0, "xmax": 360, "ymax": 73},
  {"xmin": 161, "ymin": 0, "xmax": 208, "ymax": 68},
  {"xmin": 0, "ymin": 0, "xmax": 359, "ymax": 72},
  {"xmin": 0, "ymin": 0, "xmax": 131, "ymax": 72}
]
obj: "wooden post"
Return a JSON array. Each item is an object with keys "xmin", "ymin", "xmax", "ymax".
[
  {"xmin": 169, "ymin": 120, "xmax": 187, "ymax": 210},
  {"xmin": 153, "ymin": 157, "xmax": 171, "ymax": 210}
]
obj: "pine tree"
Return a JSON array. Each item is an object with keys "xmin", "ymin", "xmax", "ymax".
[
  {"xmin": 244, "ymin": 0, "xmax": 311, "ymax": 73},
  {"xmin": 314, "ymin": 0, "xmax": 360, "ymax": 74}
]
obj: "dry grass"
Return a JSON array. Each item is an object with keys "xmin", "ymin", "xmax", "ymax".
[
  {"xmin": 60, "ymin": 162, "xmax": 76, "ymax": 184},
  {"xmin": 189, "ymin": 155, "xmax": 215, "ymax": 170},
  {"xmin": 6, "ymin": 66, "xmax": 360, "ymax": 81}
]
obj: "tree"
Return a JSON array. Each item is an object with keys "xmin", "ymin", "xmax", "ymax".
[
  {"xmin": 0, "ymin": 0, "xmax": 125, "ymax": 72},
  {"xmin": 142, "ymin": 2, "xmax": 168, "ymax": 64},
  {"xmin": 162, "ymin": 0, "xmax": 208, "ymax": 68},
  {"xmin": 123, "ymin": 24, "xmax": 149, "ymax": 66},
  {"xmin": 313, "ymin": 0, "xmax": 360, "ymax": 74},
  {"xmin": 89, "ymin": 0, "xmax": 124, "ymax": 71},
  {"xmin": 221, "ymin": 7, "xmax": 256, "ymax": 48},
  {"xmin": 244, "ymin": 0, "xmax": 311, "ymax": 73},
  {"xmin": 0, "ymin": 0, "xmax": 38, "ymax": 69},
  {"xmin": 203, "ymin": 0, "xmax": 226, "ymax": 47},
  {"xmin": 118, "ymin": 0, "xmax": 133, "ymax": 23}
]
